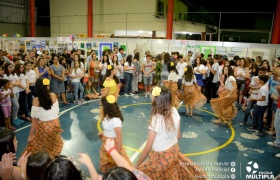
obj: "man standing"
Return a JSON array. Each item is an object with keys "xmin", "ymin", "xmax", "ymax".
[
  {"xmin": 117, "ymin": 48, "xmax": 124, "ymax": 62},
  {"xmin": 207, "ymin": 54, "xmax": 219, "ymax": 99},
  {"xmin": 142, "ymin": 55, "xmax": 154, "ymax": 97}
]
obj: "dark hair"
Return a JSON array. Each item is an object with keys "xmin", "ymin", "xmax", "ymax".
[
  {"xmin": 101, "ymin": 65, "xmax": 120, "ymax": 88},
  {"xmin": 0, "ymin": 129, "xmax": 16, "ymax": 157},
  {"xmin": 163, "ymin": 53, "xmax": 170, "ymax": 64},
  {"xmin": 101, "ymin": 95, "xmax": 124, "ymax": 121},
  {"xmin": 134, "ymin": 52, "xmax": 140, "ymax": 60},
  {"xmin": 223, "ymin": 66, "xmax": 234, "ymax": 83},
  {"xmin": 261, "ymin": 59, "xmax": 271, "ymax": 72},
  {"xmin": 119, "ymin": 47, "xmax": 124, "ymax": 52},
  {"xmin": 27, "ymin": 152, "xmax": 52, "ymax": 180},
  {"xmin": 14, "ymin": 63, "xmax": 25, "ymax": 76},
  {"xmin": 0, "ymin": 79, "xmax": 10, "ymax": 88},
  {"xmin": 213, "ymin": 54, "xmax": 219, "ymax": 60},
  {"xmin": 259, "ymin": 66, "xmax": 267, "ymax": 72},
  {"xmin": 193, "ymin": 57, "xmax": 202, "ymax": 67},
  {"xmin": 229, "ymin": 60, "xmax": 236, "ymax": 66},
  {"xmin": 168, "ymin": 62, "xmax": 178, "ymax": 74},
  {"xmin": 183, "ymin": 65, "xmax": 194, "ymax": 82},
  {"xmin": 103, "ymin": 167, "xmax": 137, "ymax": 180},
  {"xmin": 112, "ymin": 55, "xmax": 119, "ymax": 66},
  {"xmin": 35, "ymin": 77, "xmax": 53, "ymax": 110},
  {"xmin": 102, "ymin": 54, "xmax": 109, "ymax": 64},
  {"xmin": 4, "ymin": 62, "xmax": 13, "ymax": 76},
  {"xmin": 13, "ymin": 57, "xmax": 20, "ymax": 63},
  {"xmin": 126, "ymin": 55, "xmax": 133, "ymax": 66},
  {"xmin": 59, "ymin": 57, "xmax": 67, "ymax": 69},
  {"xmin": 234, "ymin": 55, "xmax": 240, "ymax": 61},
  {"xmin": 24, "ymin": 61, "xmax": 32, "ymax": 67},
  {"xmin": 250, "ymin": 63, "xmax": 259, "ymax": 77},
  {"xmin": 259, "ymin": 75, "xmax": 269, "ymax": 84},
  {"xmin": 45, "ymin": 155, "xmax": 82, "ymax": 180},
  {"xmin": 149, "ymin": 86, "xmax": 174, "ymax": 132}
]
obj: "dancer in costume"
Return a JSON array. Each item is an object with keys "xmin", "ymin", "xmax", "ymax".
[
  {"xmin": 24, "ymin": 77, "xmax": 63, "ymax": 158},
  {"xmin": 210, "ymin": 66, "xmax": 237, "ymax": 125},
  {"xmin": 135, "ymin": 86, "xmax": 207, "ymax": 180},
  {"xmin": 181, "ymin": 65, "xmax": 207, "ymax": 117},
  {"xmin": 164, "ymin": 61, "xmax": 180, "ymax": 108},
  {"xmin": 99, "ymin": 95, "xmax": 132, "ymax": 173}
]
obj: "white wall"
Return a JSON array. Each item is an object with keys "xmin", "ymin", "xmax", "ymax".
[{"xmin": 49, "ymin": 0, "xmax": 206, "ymax": 37}]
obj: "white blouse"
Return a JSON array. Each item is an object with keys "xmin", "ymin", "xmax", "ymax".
[
  {"xmin": 168, "ymin": 72, "xmax": 179, "ymax": 82},
  {"xmin": 182, "ymin": 75, "xmax": 197, "ymax": 86},
  {"xmin": 31, "ymin": 100, "xmax": 59, "ymax": 121},
  {"xmin": 225, "ymin": 76, "xmax": 236, "ymax": 91},
  {"xmin": 102, "ymin": 117, "xmax": 122, "ymax": 138}
]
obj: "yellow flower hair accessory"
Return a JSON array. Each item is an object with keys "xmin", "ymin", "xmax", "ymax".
[
  {"xmin": 43, "ymin": 78, "xmax": 50, "ymax": 86},
  {"xmin": 107, "ymin": 65, "xmax": 112, "ymax": 70},
  {"xmin": 106, "ymin": 95, "xmax": 116, "ymax": 104},
  {"xmin": 184, "ymin": 67, "xmax": 188, "ymax": 72},
  {"xmin": 170, "ymin": 62, "xmax": 174, "ymax": 67},
  {"xmin": 152, "ymin": 86, "xmax": 161, "ymax": 97}
]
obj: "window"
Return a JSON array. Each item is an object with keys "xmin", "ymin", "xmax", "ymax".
[{"xmin": 157, "ymin": 0, "xmax": 164, "ymax": 17}]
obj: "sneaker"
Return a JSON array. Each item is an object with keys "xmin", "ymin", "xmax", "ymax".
[
  {"xmin": 13, "ymin": 118, "xmax": 24, "ymax": 126},
  {"xmin": 273, "ymin": 135, "xmax": 276, "ymax": 139},
  {"xmin": 179, "ymin": 101, "xmax": 183, "ymax": 107},
  {"xmin": 74, "ymin": 100, "xmax": 79, "ymax": 105},
  {"xmin": 147, "ymin": 91, "xmax": 150, "ymax": 96},
  {"xmin": 80, "ymin": 99, "xmax": 85, "ymax": 104},
  {"xmin": 129, "ymin": 93, "xmax": 134, "ymax": 96},
  {"xmin": 276, "ymin": 153, "xmax": 280, "ymax": 158},
  {"xmin": 267, "ymin": 142, "xmax": 280, "ymax": 148},
  {"xmin": 145, "ymin": 93, "xmax": 148, "ymax": 98},
  {"xmin": 247, "ymin": 127, "xmax": 257, "ymax": 132},
  {"xmin": 124, "ymin": 93, "xmax": 129, "ymax": 97},
  {"xmin": 240, "ymin": 122, "xmax": 247, "ymax": 126},
  {"xmin": 252, "ymin": 131, "xmax": 262, "ymax": 136}
]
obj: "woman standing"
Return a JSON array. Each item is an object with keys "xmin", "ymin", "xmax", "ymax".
[
  {"xmin": 88, "ymin": 54, "xmax": 100, "ymax": 91},
  {"xmin": 160, "ymin": 53, "xmax": 170, "ymax": 85},
  {"xmin": 211, "ymin": 66, "xmax": 237, "ymax": 125},
  {"xmin": 135, "ymin": 86, "xmax": 206, "ymax": 179},
  {"xmin": 99, "ymin": 95, "xmax": 132, "ymax": 173},
  {"xmin": 34, "ymin": 58, "xmax": 51, "ymax": 78},
  {"xmin": 49, "ymin": 56, "xmax": 68, "ymax": 104},
  {"xmin": 193, "ymin": 57, "xmax": 206, "ymax": 92},
  {"xmin": 124, "ymin": 55, "xmax": 135, "ymax": 96},
  {"xmin": 24, "ymin": 77, "xmax": 63, "ymax": 158},
  {"xmin": 234, "ymin": 58, "xmax": 249, "ymax": 105}
]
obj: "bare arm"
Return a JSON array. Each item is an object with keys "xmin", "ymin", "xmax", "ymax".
[{"xmin": 114, "ymin": 127, "xmax": 122, "ymax": 152}]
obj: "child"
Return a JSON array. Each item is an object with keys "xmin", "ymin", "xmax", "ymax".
[
  {"xmin": 247, "ymin": 75, "xmax": 270, "ymax": 135},
  {"xmin": 99, "ymin": 95, "xmax": 132, "ymax": 173},
  {"xmin": 165, "ymin": 61, "xmax": 180, "ymax": 108},
  {"xmin": 0, "ymin": 80, "xmax": 15, "ymax": 129},
  {"xmin": 70, "ymin": 61, "xmax": 84, "ymax": 105},
  {"xmin": 14, "ymin": 64, "xmax": 31, "ymax": 121},
  {"xmin": 210, "ymin": 66, "xmax": 237, "ymax": 125},
  {"xmin": 84, "ymin": 80, "xmax": 99, "ymax": 100},
  {"xmin": 25, "ymin": 61, "xmax": 38, "ymax": 112},
  {"xmin": 135, "ymin": 86, "xmax": 206, "ymax": 179},
  {"xmin": 181, "ymin": 65, "xmax": 207, "ymax": 117},
  {"xmin": 3, "ymin": 62, "xmax": 24, "ymax": 125}
]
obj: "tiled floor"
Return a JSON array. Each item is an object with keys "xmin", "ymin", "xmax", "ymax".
[{"xmin": 11, "ymin": 93, "xmax": 280, "ymax": 180}]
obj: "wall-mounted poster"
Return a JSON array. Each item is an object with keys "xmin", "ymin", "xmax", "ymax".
[
  {"xmin": 86, "ymin": 43, "xmax": 92, "ymax": 50},
  {"xmin": 81, "ymin": 43, "xmax": 84, "ymax": 49},
  {"xmin": 99, "ymin": 42, "xmax": 113, "ymax": 58},
  {"xmin": 113, "ymin": 42, "xmax": 119, "ymax": 49},
  {"xmin": 200, "ymin": 46, "xmax": 216, "ymax": 57}
]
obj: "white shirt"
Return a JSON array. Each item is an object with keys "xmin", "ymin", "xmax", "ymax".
[
  {"xmin": 212, "ymin": 62, "xmax": 219, "ymax": 83},
  {"xmin": 124, "ymin": 62, "xmax": 134, "ymax": 73},
  {"xmin": 102, "ymin": 117, "xmax": 122, "ymax": 138},
  {"xmin": 71, "ymin": 68, "xmax": 83, "ymax": 83},
  {"xmin": 31, "ymin": 100, "xmax": 59, "ymax": 121},
  {"xmin": 149, "ymin": 107, "xmax": 180, "ymax": 152},
  {"xmin": 3, "ymin": 74, "xmax": 20, "ymax": 93},
  {"xmin": 250, "ymin": 76, "xmax": 260, "ymax": 99},
  {"xmin": 99, "ymin": 62, "xmax": 108, "ymax": 75},
  {"xmin": 182, "ymin": 75, "xmax": 197, "ymax": 86},
  {"xmin": 26, "ymin": 70, "xmax": 37, "ymax": 86},
  {"xmin": 18, "ymin": 73, "xmax": 27, "ymax": 92},
  {"xmin": 176, "ymin": 62, "xmax": 187, "ymax": 79},
  {"xmin": 119, "ymin": 65, "xmax": 124, "ymax": 79},
  {"xmin": 168, "ymin": 71, "xmax": 179, "ymax": 82},
  {"xmin": 225, "ymin": 76, "xmax": 236, "ymax": 91},
  {"xmin": 194, "ymin": 64, "xmax": 205, "ymax": 75},
  {"xmin": 236, "ymin": 67, "xmax": 246, "ymax": 81},
  {"xmin": 257, "ymin": 85, "xmax": 269, "ymax": 106},
  {"xmin": 202, "ymin": 66, "xmax": 208, "ymax": 79}
]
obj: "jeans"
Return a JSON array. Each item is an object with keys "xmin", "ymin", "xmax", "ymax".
[
  {"xmin": 27, "ymin": 86, "xmax": 37, "ymax": 112},
  {"xmin": 253, "ymin": 105, "xmax": 267, "ymax": 132},
  {"xmin": 132, "ymin": 73, "xmax": 139, "ymax": 92},
  {"xmin": 124, "ymin": 72, "xmax": 133, "ymax": 94},
  {"xmin": 72, "ymin": 82, "xmax": 84, "ymax": 101},
  {"xmin": 274, "ymin": 109, "xmax": 280, "ymax": 147},
  {"xmin": 243, "ymin": 100, "xmax": 256, "ymax": 123},
  {"xmin": 11, "ymin": 92, "xmax": 19, "ymax": 121}
]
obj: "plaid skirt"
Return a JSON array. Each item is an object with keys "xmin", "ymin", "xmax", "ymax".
[
  {"xmin": 138, "ymin": 143, "xmax": 207, "ymax": 180},
  {"xmin": 23, "ymin": 118, "xmax": 63, "ymax": 158},
  {"xmin": 99, "ymin": 136, "xmax": 132, "ymax": 173},
  {"xmin": 183, "ymin": 84, "xmax": 207, "ymax": 109},
  {"xmin": 164, "ymin": 81, "xmax": 180, "ymax": 108},
  {"xmin": 210, "ymin": 89, "xmax": 237, "ymax": 120}
]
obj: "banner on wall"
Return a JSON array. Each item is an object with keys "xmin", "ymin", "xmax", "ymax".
[
  {"xmin": 99, "ymin": 42, "xmax": 113, "ymax": 58},
  {"xmin": 200, "ymin": 46, "xmax": 216, "ymax": 57}
]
